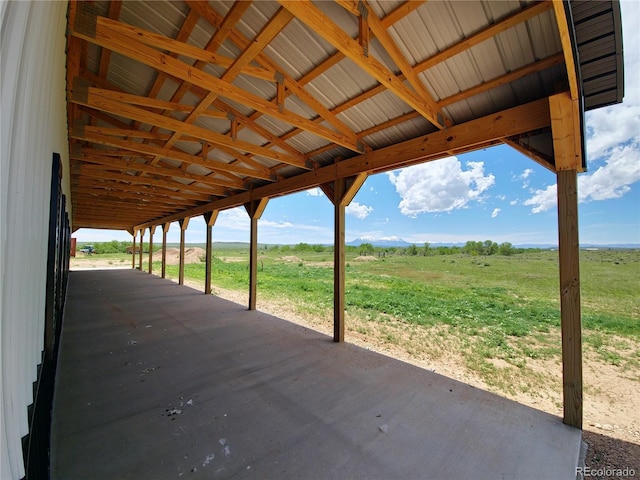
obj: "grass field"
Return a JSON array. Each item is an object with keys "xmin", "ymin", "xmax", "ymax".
[{"xmin": 134, "ymin": 247, "xmax": 637, "ymax": 392}]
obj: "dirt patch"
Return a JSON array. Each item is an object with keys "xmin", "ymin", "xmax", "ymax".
[
  {"xmin": 353, "ymin": 255, "xmax": 377, "ymax": 261},
  {"xmin": 280, "ymin": 255, "xmax": 303, "ymax": 263},
  {"xmin": 149, "ymin": 247, "xmax": 206, "ymax": 265},
  {"xmin": 220, "ymin": 257, "xmax": 246, "ymax": 263}
]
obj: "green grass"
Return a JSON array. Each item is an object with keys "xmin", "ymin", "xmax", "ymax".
[{"xmin": 160, "ymin": 249, "xmax": 638, "ymax": 337}]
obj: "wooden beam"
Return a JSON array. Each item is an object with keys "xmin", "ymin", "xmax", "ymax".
[
  {"xmin": 131, "ymin": 230, "xmax": 137, "ymax": 269},
  {"xmin": 438, "ymin": 53, "xmax": 565, "ymax": 108},
  {"xmin": 148, "ymin": 225, "xmax": 156, "ymax": 274},
  {"xmin": 381, "ymin": 1, "xmax": 426, "ymax": 27},
  {"xmin": 338, "ymin": 0, "xmax": 448, "ymax": 127},
  {"xmin": 244, "ymin": 198, "xmax": 268, "ymax": 310},
  {"xmin": 178, "ymin": 217, "xmax": 190, "ymax": 285},
  {"xmin": 135, "ymin": 98, "xmax": 551, "ymax": 230},
  {"xmin": 333, "ymin": 179, "xmax": 347, "ymax": 343},
  {"xmin": 73, "ymin": 166, "xmax": 222, "ymax": 197},
  {"xmin": 549, "ymin": 92, "xmax": 583, "ymax": 171},
  {"xmin": 557, "ymin": 169, "xmax": 582, "ymax": 429},
  {"xmin": 73, "ymin": 151, "xmax": 245, "ymax": 190},
  {"xmin": 70, "ymin": 12, "xmax": 361, "ymax": 153},
  {"xmin": 415, "ymin": 1, "xmax": 554, "ymax": 73},
  {"xmin": 552, "ymin": 0, "xmax": 579, "ymax": 101},
  {"xmin": 503, "ymin": 138, "xmax": 556, "ymax": 173},
  {"xmin": 70, "ymin": 84, "xmax": 307, "ymax": 169},
  {"xmin": 74, "ymin": 129, "xmax": 273, "ymax": 181},
  {"xmin": 279, "ymin": 1, "xmax": 444, "ymax": 129},
  {"xmin": 162, "ymin": 222, "xmax": 170, "ymax": 278},
  {"xmin": 323, "ymin": 173, "xmax": 368, "ymax": 342},
  {"xmin": 203, "ymin": 211, "xmax": 219, "ymax": 295},
  {"xmin": 188, "ymin": 0, "xmax": 360, "ymax": 152},
  {"xmin": 138, "ymin": 229, "xmax": 144, "ymax": 270},
  {"xmin": 150, "ymin": 6, "xmax": 296, "ymax": 165}
]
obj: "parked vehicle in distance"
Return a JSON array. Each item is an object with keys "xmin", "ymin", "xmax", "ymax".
[
  {"xmin": 79, "ymin": 245, "xmax": 95, "ymax": 254},
  {"xmin": 126, "ymin": 246, "xmax": 141, "ymax": 254}
]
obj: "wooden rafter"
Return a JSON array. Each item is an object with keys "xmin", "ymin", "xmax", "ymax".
[
  {"xmin": 278, "ymin": 1, "xmax": 445, "ymax": 129},
  {"xmin": 70, "ymin": 84, "xmax": 307, "ymax": 168},
  {"xmin": 70, "ymin": 9, "xmax": 362, "ymax": 153}
]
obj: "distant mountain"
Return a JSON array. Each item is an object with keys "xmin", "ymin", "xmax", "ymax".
[
  {"xmin": 346, "ymin": 239, "xmax": 640, "ymax": 249},
  {"xmin": 347, "ymin": 236, "xmax": 411, "ymax": 247}
]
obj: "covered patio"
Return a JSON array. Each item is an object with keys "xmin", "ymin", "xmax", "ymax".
[
  {"xmin": 52, "ymin": 269, "xmax": 582, "ymax": 479},
  {"xmin": 0, "ymin": 0, "xmax": 625, "ymax": 478}
]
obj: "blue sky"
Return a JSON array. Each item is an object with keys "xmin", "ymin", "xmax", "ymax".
[{"xmin": 77, "ymin": 1, "xmax": 640, "ymax": 247}]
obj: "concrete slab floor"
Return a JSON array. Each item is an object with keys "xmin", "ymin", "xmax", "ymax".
[{"xmin": 51, "ymin": 269, "xmax": 582, "ymax": 479}]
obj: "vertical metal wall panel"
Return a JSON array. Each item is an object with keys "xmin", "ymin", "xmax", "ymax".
[{"xmin": 0, "ymin": 1, "xmax": 70, "ymax": 478}]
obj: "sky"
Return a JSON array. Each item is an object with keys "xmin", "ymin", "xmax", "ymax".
[{"xmin": 76, "ymin": 1, "xmax": 640, "ymax": 247}]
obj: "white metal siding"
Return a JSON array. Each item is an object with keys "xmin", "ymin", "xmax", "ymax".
[{"xmin": 1, "ymin": 1, "xmax": 71, "ymax": 478}]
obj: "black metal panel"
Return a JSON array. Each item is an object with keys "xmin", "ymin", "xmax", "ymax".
[
  {"xmin": 22, "ymin": 153, "xmax": 71, "ymax": 480},
  {"xmin": 571, "ymin": 0, "xmax": 625, "ymax": 111}
]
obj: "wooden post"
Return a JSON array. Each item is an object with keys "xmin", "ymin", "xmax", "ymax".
[
  {"xmin": 131, "ymin": 230, "xmax": 137, "ymax": 269},
  {"xmin": 138, "ymin": 229, "xmax": 144, "ymax": 270},
  {"xmin": 178, "ymin": 217, "xmax": 190, "ymax": 285},
  {"xmin": 322, "ymin": 173, "xmax": 367, "ymax": 342},
  {"xmin": 244, "ymin": 199, "xmax": 269, "ymax": 310},
  {"xmin": 550, "ymin": 92, "xmax": 583, "ymax": 429},
  {"xmin": 557, "ymin": 169, "xmax": 582, "ymax": 428},
  {"xmin": 148, "ymin": 225, "xmax": 156, "ymax": 274},
  {"xmin": 161, "ymin": 222, "xmax": 170, "ymax": 278},
  {"xmin": 334, "ymin": 178, "xmax": 346, "ymax": 343},
  {"xmin": 204, "ymin": 211, "xmax": 219, "ymax": 295}
]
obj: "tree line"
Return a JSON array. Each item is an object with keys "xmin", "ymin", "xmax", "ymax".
[
  {"xmin": 271, "ymin": 240, "xmax": 535, "ymax": 256},
  {"xmin": 82, "ymin": 240, "xmax": 538, "ymax": 256}
]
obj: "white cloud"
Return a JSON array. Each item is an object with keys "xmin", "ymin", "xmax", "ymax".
[
  {"xmin": 491, "ymin": 208, "xmax": 501, "ymax": 218},
  {"xmin": 261, "ymin": 220, "xmax": 295, "ymax": 228},
  {"xmin": 520, "ymin": 168, "xmax": 533, "ymax": 180},
  {"xmin": 524, "ymin": 142, "xmax": 640, "ymax": 213},
  {"xmin": 346, "ymin": 201, "xmax": 373, "ymax": 219},
  {"xmin": 524, "ymin": 184, "xmax": 557, "ymax": 213},
  {"xmin": 387, "ymin": 157, "xmax": 495, "ymax": 216},
  {"xmin": 217, "ymin": 207, "xmax": 250, "ymax": 230},
  {"xmin": 306, "ymin": 187, "xmax": 322, "ymax": 196},
  {"xmin": 510, "ymin": 200, "xmax": 519, "ymax": 206}
]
